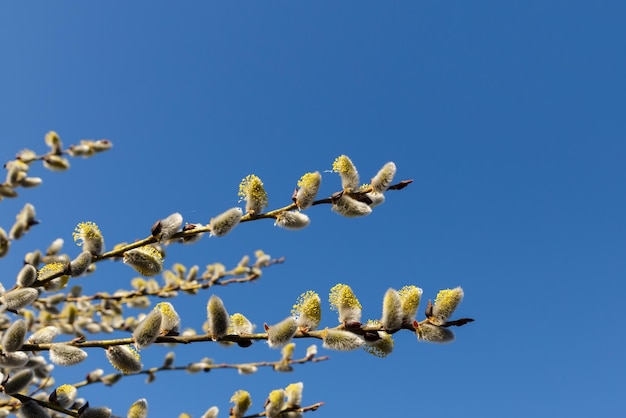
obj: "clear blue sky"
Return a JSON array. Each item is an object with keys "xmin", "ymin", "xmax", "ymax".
[{"xmin": 1, "ymin": 2, "xmax": 625, "ymax": 417}]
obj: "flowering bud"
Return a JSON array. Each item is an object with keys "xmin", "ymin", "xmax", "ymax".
[
  {"xmin": 371, "ymin": 162, "xmax": 396, "ymax": 193},
  {"xmin": 73, "ymin": 222, "xmax": 104, "ymax": 255},
  {"xmin": 332, "ymin": 155, "xmax": 360, "ymax": 192},
  {"xmin": 274, "ymin": 211, "xmax": 310, "ymax": 230},
  {"xmin": 3, "ymin": 368, "xmax": 34, "ymax": 394},
  {"xmin": 2, "ymin": 318, "xmax": 27, "ymax": 352},
  {"xmin": 331, "ymin": 194, "xmax": 372, "ymax": 218},
  {"xmin": 206, "ymin": 295, "xmax": 230, "ymax": 341},
  {"xmin": 106, "ymin": 345, "xmax": 142, "ymax": 374},
  {"xmin": 239, "ymin": 174, "xmax": 268, "ymax": 215},
  {"xmin": 285, "ymin": 382, "xmax": 304, "ymax": 408},
  {"xmin": 209, "ymin": 207, "xmax": 242, "ymax": 237},
  {"xmin": 364, "ymin": 331, "xmax": 394, "ymax": 358},
  {"xmin": 292, "ymin": 291, "xmax": 321, "ymax": 331},
  {"xmin": 416, "ymin": 322, "xmax": 455, "ymax": 343},
  {"xmin": 16, "ymin": 264, "xmax": 37, "ymax": 287},
  {"xmin": 18, "ymin": 400, "xmax": 51, "ymax": 418},
  {"xmin": 69, "ymin": 251, "xmax": 93, "ymax": 277},
  {"xmin": 133, "ymin": 308, "xmax": 162, "ymax": 349},
  {"xmin": 201, "ymin": 406, "xmax": 219, "ymax": 418},
  {"xmin": 321, "ymin": 329, "xmax": 365, "ymax": 351},
  {"xmin": 329, "ymin": 284, "xmax": 362, "ymax": 323},
  {"xmin": 49, "ymin": 344, "xmax": 88, "ymax": 366},
  {"xmin": 27, "ymin": 325, "xmax": 59, "ymax": 344},
  {"xmin": 430, "ymin": 287, "xmax": 464, "ymax": 326},
  {"xmin": 230, "ymin": 313, "xmax": 254, "ymax": 335},
  {"xmin": 155, "ymin": 302, "xmax": 180, "ymax": 335},
  {"xmin": 50, "ymin": 384, "xmax": 77, "ymax": 408},
  {"xmin": 123, "ymin": 245, "xmax": 164, "ymax": 277},
  {"xmin": 265, "ymin": 317, "xmax": 297, "ymax": 349},
  {"xmin": 68, "ymin": 143, "xmax": 93, "ymax": 157},
  {"xmin": 152, "ymin": 212, "xmax": 183, "ymax": 242},
  {"xmin": 295, "ymin": 171, "xmax": 322, "ymax": 210},
  {"xmin": 265, "ymin": 389, "xmax": 286, "ymax": 418},
  {"xmin": 127, "ymin": 398, "xmax": 149, "ymax": 418},
  {"xmin": 398, "ymin": 285, "xmax": 422, "ymax": 322},
  {"xmin": 230, "ymin": 390, "xmax": 252, "ymax": 418},
  {"xmin": 0, "ymin": 287, "xmax": 39, "ymax": 311},
  {"xmin": 381, "ymin": 288, "xmax": 403, "ymax": 331},
  {"xmin": 0, "ymin": 352, "xmax": 28, "ymax": 371}
]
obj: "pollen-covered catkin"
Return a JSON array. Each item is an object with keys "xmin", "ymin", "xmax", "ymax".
[{"xmin": 133, "ymin": 308, "xmax": 163, "ymax": 349}]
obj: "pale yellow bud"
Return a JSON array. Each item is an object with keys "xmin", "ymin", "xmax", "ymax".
[
  {"xmin": 295, "ymin": 171, "xmax": 322, "ymax": 210},
  {"xmin": 230, "ymin": 390, "xmax": 252, "ymax": 418},
  {"xmin": 127, "ymin": 398, "xmax": 149, "ymax": 418},
  {"xmin": 265, "ymin": 389, "xmax": 286, "ymax": 418},
  {"xmin": 431, "ymin": 287, "xmax": 464, "ymax": 326},
  {"xmin": 0, "ymin": 351, "xmax": 29, "ymax": 368},
  {"xmin": 285, "ymin": 382, "xmax": 304, "ymax": 408},
  {"xmin": 201, "ymin": 406, "xmax": 219, "ymax": 418}
]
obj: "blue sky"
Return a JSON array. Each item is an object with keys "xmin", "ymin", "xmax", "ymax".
[{"xmin": 1, "ymin": 2, "xmax": 625, "ymax": 417}]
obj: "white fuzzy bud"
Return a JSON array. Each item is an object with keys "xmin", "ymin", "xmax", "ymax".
[
  {"xmin": 331, "ymin": 194, "xmax": 372, "ymax": 218},
  {"xmin": 322, "ymin": 329, "xmax": 365, "ymax": 351},
  {"xmin": 152, "ymin": 212, "xmax": 183, "ymax": 242},
  {"xmin": 133, "ymin": 308, "xmax": 162, "ymax": 349},
  {"xmin": 0, "ymin": 287, "xmax": 39, "ymax": 311},
  {"xmin": 265, "ymin": 317, "xmax": 297, "ymax": 349},
  {"xmin": 274, "ymin": 211, "xmax": 310, "ymax": 230},
  {"xmin": 106, "ymin": 345, "xmax": 143, "ymax": 374},
  {"xmin": 16, "ymin": 264, "xmax": 37, "ymax": 287},
  {"xmin": 416, "ymin": 322, "xmax": 455, "ymax": 343},
  {"xmin": 209, "ymin": 207, "xmax": 242, "ymax": 237},
  {"xmin": 49, "ymin": 344, "xmax": 88, "ymax": 366},
  {"xmin": 371, "ymin": 162, "xmax": 396, "ymax": 193},
  {"xmin": 206, "ymin": 295, "xmax": 230, "ymax": 341},
  {"xmin": 69, "ymin": 251, "xmax": 93, "ymax": 277},
  {"xmin": 1, "ymin": 318, "xmax": 27, "ymax": 352},
  {"xmin": 3, "ymin": 369, "xmax": 34, "ymax": 394},
  {"xmin": 27, "ymin": 326, "xmax": 59, "ymax": 344},
  {"xmin": 381, "ymin": 288, "xmax": 403, "ymax": 331}
]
